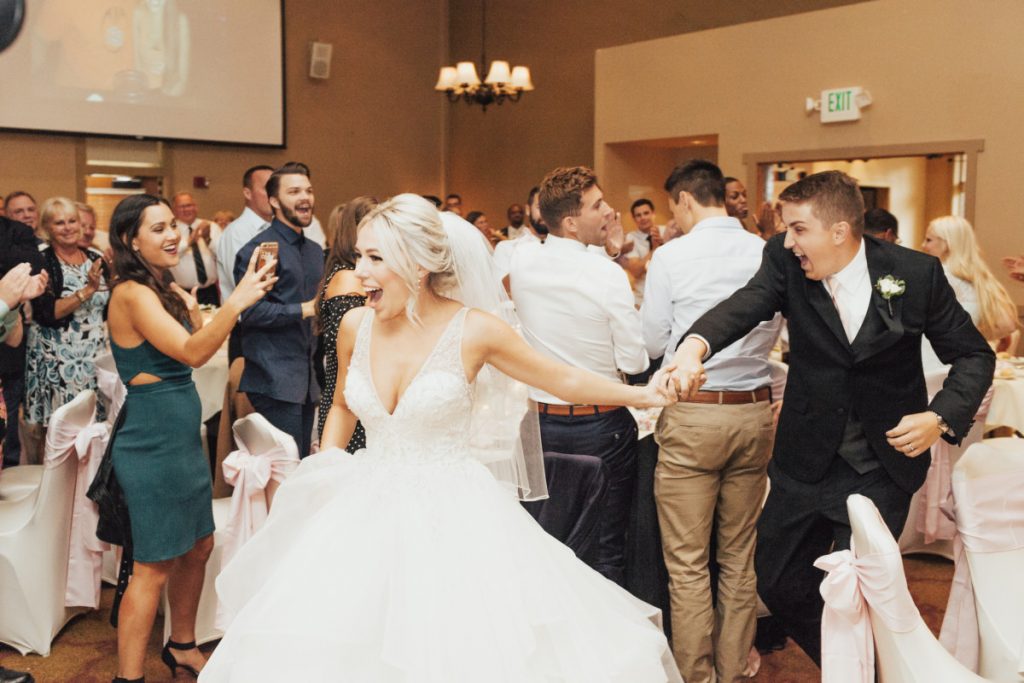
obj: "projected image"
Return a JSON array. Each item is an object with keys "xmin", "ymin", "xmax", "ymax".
[
  {"xmin": 34, "ymin": 0, "xmax": 190, "ymax": 102},
  {"xmin": 0, "ymin": 0, "xmax": 283, "ymax": 145}
]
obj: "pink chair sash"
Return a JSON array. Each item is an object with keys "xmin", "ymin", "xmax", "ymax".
[
  {"xmin": 216, "ymin": 439, "xmax": 298, "ymax": 631},
  {"xmin": 939, "ymin": 469, "xmax": 1024, "ymax": 672},
  {"xmin": 917, "ymin": 386, "xmax": 993, "ymax": 544},
  {"xmin": 65, "ymin": 422, "xmax": 111, "ymax": 608},
  {"xmin": 220, "ymin": 442, "xmax": 298, "ymax": 566},
  {"xmin": 816, "ymin": 546, "xmax": 920, "ymax": 683}
]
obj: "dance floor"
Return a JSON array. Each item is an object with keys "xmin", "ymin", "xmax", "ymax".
[{"xmin": 0, "ymin": 554, "xmax": 953, "ymax": 682}]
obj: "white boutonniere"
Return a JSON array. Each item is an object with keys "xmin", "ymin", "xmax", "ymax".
[{"xmin": 874, "ymin": 275, "xmax": 906, "ymax": 316}]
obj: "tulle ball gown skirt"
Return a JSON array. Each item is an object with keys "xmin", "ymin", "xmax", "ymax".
[{"xmin": 199, "ymin": 448, "xmax": 682, "ymax": 682}]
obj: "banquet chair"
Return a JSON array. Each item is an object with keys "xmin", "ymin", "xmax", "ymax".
[
  {"xmin": 162, "ymin": 413, "xmax": 300, "ymax": 645},
  {"xmin": 0, "ymin": 390, "xmax": 94, "ymax": 655},
  {"xmin": 828, "ymin": 494, "xmax": 986, "ymax": 682},
  {"xmin": 941, "ymin": 438, "xmax": 1024, "ymax": 681},
  {"xmin": 899, "ymin": 370, "xmax": 992, "ymax": 559},
  {"xmin": 94, "ymin": 351, "xmax": 126, "ymax": 424}
]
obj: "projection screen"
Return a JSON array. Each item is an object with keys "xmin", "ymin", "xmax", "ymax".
[{"xmin": 0, "ymin": 0, "xmax": 285, "ymax": 146}]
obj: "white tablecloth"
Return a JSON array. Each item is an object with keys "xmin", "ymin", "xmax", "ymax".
[
  {"xmin": 194, "ymin": 348, "xmax": 229, "ymax": 422},
  {"xmin": 988, "ymin": 364, "xmax": 1024, "ymax": 434}
]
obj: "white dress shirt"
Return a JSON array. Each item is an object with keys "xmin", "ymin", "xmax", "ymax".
[
  {"xmin": 216, "ymin": 207, "xmax": 271, "ymax": 302},
  {"xmin": 643, "ymin": 216, "xmax": 780, "ymax": 391},
  {"xmin": 509, "ymin": 234, "xmax": 648, "ymax": 404},
  {"xmin": 922, "ymin": 265, "xmax": 980, "ymax": 372},
  {"xmin": 493, "ymin": 229, "xmax": 539, "ymax": 278},
  {"xmin": 505, "ymin": 224, "xmax": 526, "ymax": 240},
  {"xmin": 824, "ymin": 237, "xmax": 870, "ymax": 343},
  {"xmin": 169, "ymin": 221, "xmax": 219, "ymax": 289}
]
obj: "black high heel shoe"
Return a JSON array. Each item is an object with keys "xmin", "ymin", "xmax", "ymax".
[{"xmin": 161, "ymin": 639, "xmax": 202, "ymax": 678}]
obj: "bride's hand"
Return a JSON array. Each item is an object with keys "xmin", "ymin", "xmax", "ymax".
[{"xmin": 637, "ymin": 366, "xmax": 679, "ymax": 408}]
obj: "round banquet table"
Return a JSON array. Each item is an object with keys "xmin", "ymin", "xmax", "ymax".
[
  {"xmin": 194, "ymin": 347, "xmax": 229, "ymax": 422},
  {"xmin": 987, "ymin": 366, "xmax": 1024, "ymax": 434}
]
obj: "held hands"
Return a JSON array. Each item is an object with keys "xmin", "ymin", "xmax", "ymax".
[
  {"xmin": 226, "ymin": 248, "xmax": 278, "ymax": 312},
  {"xmin": 638, "ymin": 366, "xmax": 680, "ymax": 408},
  {"xmin": 670, "ymin": 337, "xmax": 709, "ymax": 400},
  {"xmin": 188, "ymin": 220, "xmax": 212, "ymax": 247},
  {"xmin": 885, "ymin": 411, "xmax": 943, "ymax": 458}
]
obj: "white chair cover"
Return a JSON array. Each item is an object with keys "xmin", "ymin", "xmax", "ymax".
[
  {"xmin": 0, "ymin": 391, "xmax": 94, "ymax": 655},
  {"xmin": 220, "ymin": 414, "xmax": 300, "ymax": 568},
  {"xmin": 94, "ymin": 352, "xmax": 126, "ymax": 425},
  {"xmin": 899, "ymin": 372, "xmax": 992, "ymax": 558},
  {"xmin": 66, "ymin": 420, "xmax": 111, "ymax": 608},
  {"xmin": 815, "ymin": 494, "xmax": 985, "ymax": 683},
  {"xmin": 940, "ymin": 438, "xmax": 1024, "ymax": 680},
  {"xmin": 162, "ymin": 414, "xmax": 299, "ymax": 644}
]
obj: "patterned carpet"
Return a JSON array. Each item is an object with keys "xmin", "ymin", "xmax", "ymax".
[{"xmin": 0, "ymin": 555, "xmax": 953, "ymax": 682}]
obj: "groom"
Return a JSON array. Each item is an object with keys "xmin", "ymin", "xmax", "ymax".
[{"xmin": 672, "ymin": 170, "xmax": 994, "ymax": 665}]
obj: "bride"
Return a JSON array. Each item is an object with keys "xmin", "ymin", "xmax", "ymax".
[{"xmin": 199, "ymin": 194, "xmax": 683, "ymax": 682}]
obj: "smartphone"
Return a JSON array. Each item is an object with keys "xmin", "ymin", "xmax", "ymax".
[{"xmin": 255, "ymin": 242, "xmax": 278, "ymax": 273}]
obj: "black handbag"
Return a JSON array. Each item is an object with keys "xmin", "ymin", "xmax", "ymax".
[{"xmin": 86, "ymin": 405, "xmax": 134, "ymax": 626}]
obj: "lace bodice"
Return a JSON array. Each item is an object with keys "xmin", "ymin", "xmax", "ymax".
[{"xmin": 343, "ymin": 308, "xmax": 474, "ymax": 461}]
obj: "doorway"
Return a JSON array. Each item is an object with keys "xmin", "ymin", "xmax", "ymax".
[{"xmin": 744, "ymin": 140, "xmax": 983, "ymax": 249}]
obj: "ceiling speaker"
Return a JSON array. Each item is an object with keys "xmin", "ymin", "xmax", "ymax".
[{"xmin": 0, "ymin": 0, "xmax": 24, "ymax": 54}]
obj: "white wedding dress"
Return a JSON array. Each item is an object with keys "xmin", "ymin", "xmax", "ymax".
[{"xmin": 200, "ymin": 308, "xmax": 682, "ymax": 682}]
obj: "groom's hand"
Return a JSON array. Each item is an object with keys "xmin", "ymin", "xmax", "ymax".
[
  {"xmin": 885, "ymin": 411, "xmax": 943, "ymax": 458},
  {"xmin": 670, "ymin": 337, "xmax": 708, "ymax": 400}
]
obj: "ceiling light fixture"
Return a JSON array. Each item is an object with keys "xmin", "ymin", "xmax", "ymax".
[{"xmin": 434, "ymin": 0, "xmax": 533, "ymax": 111}]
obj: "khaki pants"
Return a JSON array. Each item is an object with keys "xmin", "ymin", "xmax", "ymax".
[{"xmin": 654, "ymin": 400, "xmax": 774, "ymax": 683}]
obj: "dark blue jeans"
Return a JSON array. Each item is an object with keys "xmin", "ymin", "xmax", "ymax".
[
  {"xmin": 1, "ymin": 372, "xmax": 24, "ymax": 468},
  {"xmin": 539, "ymin": 407, "xmax": 638, "ymax": 586},
  {"xmin": 248, "ymin": 393, "xmax": 316, "ymax": 459}
]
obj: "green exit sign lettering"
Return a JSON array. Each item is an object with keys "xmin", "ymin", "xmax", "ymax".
[{"xmin": 820, "ymin": 87, "xmax": 864, "ymax": 123}]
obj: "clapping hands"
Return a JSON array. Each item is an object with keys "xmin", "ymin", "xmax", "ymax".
[{"xmin": 0, "ymin": 263, "xmax": 49, "ymax": 308}]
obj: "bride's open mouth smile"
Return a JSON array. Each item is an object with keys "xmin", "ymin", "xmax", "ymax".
[{"xmin": 365, "ymin": 286, "xmax": 383, "ymax": 306}]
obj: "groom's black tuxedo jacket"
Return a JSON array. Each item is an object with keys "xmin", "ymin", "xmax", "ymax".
[{"xmin": 685, "ymin": 233, "xmax": 995, "ymax": 494}]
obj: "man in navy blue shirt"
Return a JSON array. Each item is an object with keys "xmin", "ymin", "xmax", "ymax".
[{"xmin": 234, "ymin": 162, "xmax": 324, "ymax": 457}]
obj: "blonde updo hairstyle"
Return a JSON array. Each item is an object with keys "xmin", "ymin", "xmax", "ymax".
[
  {"xmin": 928, "ymin": 215, "xmax": 1018, "ymax": 341},
  {"xmin": 359, "ymin": 193, "xmax": 458, "ymax": 324}
]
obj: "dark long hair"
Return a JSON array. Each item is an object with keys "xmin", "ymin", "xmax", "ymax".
[
  {"xmin": 109, "ymin": 194, "xmax": 189, "ymax": 324},
  {"xmin": 315, "ymin": 195, "xmax": 378, "ymax": 331}
]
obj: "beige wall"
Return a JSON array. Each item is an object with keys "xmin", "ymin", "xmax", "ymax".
[
  {"xmin": 595, "ymin": 0, "xmax": 1024, "ymax": 300},
  {"xmin": 0, "ymin": 0, "xmax": 447, "ymax": 230},
  {"xmin": 445, "ymin": 0, "xmax": 864, "ymax": 225}
]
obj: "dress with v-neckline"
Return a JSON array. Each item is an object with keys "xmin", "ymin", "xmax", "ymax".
[{"xmin": 366, "ymin": 306, "xmax": 469, "ymax": 417}]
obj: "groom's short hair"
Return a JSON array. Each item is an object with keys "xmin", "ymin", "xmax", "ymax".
[{"xmin": 779, "ymin": 170, "xmax": 865, "ymax": 236}]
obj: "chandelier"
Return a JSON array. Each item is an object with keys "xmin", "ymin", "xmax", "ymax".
[{"xmin": 434, "ymin": 0, "xmax": 533, "ymax": 111}]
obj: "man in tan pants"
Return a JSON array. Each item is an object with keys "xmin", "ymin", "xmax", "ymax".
[{"xmin": 642, "ymin": 160, "xmax": 779, "ymax": 682}]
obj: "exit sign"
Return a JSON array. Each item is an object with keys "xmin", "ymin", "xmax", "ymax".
[{"xmin": 820, "ymin": 87, "xmax": 865, "ymax": 123}]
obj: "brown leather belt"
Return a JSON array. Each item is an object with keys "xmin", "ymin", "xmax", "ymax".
[
  {"xmin": 681, "ymin": 387, "xmax": 772, "ymax": 405},
  {"xmin": 538, "ymin": 403, "xmax": 621, "ymax": 417}
]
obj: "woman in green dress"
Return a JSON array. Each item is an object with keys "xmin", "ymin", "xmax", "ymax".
[{"xmin": 106, "ymin": 194, "xmax": 276, "ymax": 683}]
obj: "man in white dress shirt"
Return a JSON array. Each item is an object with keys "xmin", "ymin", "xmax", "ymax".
[
  {"xmin": 501, "ymin": 202, "xmax": 527, "ymax": 240},
  {"xmin": 169, "ymin": 191, "xmax": 221, "ymax": 306},
  {"xmin": 509, "ymin": 166, "xmax": 648, "ymax": 586},
  {"xmin": 642, "ymin": 160, "xmax": 779, "ymax": 683}
]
